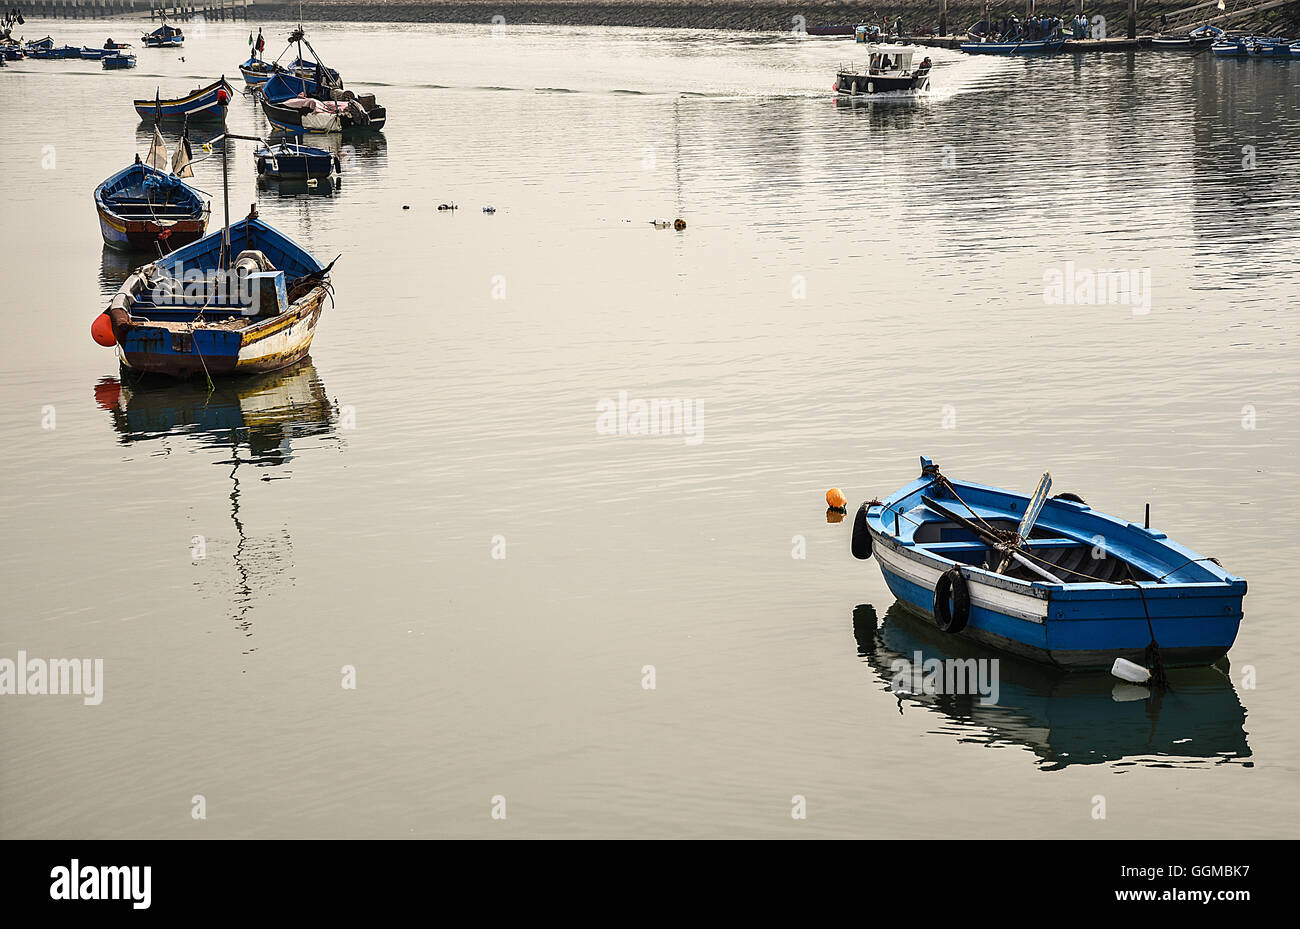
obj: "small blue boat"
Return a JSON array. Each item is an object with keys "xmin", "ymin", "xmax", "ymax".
[
  {"xmin": 94, "ymin": 161, "xmax": 209, "ymax": 250},
  {"xmin": 851, "ymin": 457, "xmax": 1246, "ymax": 670},
  {"xmin": 32, "ymin": 44, "xmax": 79, "ymax": 59},
  {"xmin": 254, "ymin": 142, "xmax": 340, "ymax": 179},
  {"xmin": 259, "ymin": 72, "xmax": 387, "ymax": 133},
  {"xmin": 23, "ymin": 35, "xmax": 53, "ymax": 53},
  {"xmin": 133, "ymin": 78, "xmax": 233, "ymax": 122},
  {"xmin": 2, "ymin": 43, "xmax": 26, "ymax": 61},
  {"xmin": 79, "ymin": 46, "xmax": 109, "ymax": 60},
  {"xmin": 102, "ymin": 52, "xmax": 136, "ymax": 70},
  {"xmin": 141, "ymin": 24, "xmax": 184, "ymax": 48},
  {"xmin": 961, "ymin": 36, "xmax": 1065, "ymax": 54},
  {"xmin": 1212, "ymin": 36, "xmax": 1291, "ymax": 57},
  {"xmin": 95, "ymin": 215, "xmax": 335, "ymax": 378}
]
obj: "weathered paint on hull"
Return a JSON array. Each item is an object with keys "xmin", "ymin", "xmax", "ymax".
[
  {"xmin": 119, "ymin": 289, "xmax": 327, "ymax": 378},
  {"xmin": 97, "ymin": 203, "xmax": 207, "ymax": 251}
]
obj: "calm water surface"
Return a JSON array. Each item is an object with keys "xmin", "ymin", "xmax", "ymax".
[{"xmin": 1, "ymin": 20, "xmax": 1298, "ymax": 838}]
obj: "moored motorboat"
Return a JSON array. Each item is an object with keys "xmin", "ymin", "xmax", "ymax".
[
  {"xmin": 133, "ymin": 78, "xmax": 234, "ymax": 122},
  {"xmin": 254, "ymin": 142, "xmax": 340, "ymax": 178},
  {"xmin": 835, "ymin": 44, "xmax": 933, "ymax": 95},
  {"xmin": 806, "ymin": 23, "xmax": 859, "ymax": 37},
  {"xmin": 79, "ymin": 46, "xmax": 109, "ymax": 60},
  {"xmin": 850, "ymin": 457, "xmax": 1246, "ymax": 671},
  {"xmin": 142, "ymin": 23, "xmax": 184, "ymax": 48}
]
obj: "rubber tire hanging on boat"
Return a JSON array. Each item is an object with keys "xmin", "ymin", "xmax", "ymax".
[
  {"xmin": 851, "ymin": 503, "xmax": 873, "ymax": 560},
  {"xmin": 1052, "ymin": 492, "xmax": 1087, "ymax": 504},
  {"xmin": 934, "ymin": 567, "xmax": 970, "ymax": 633}
]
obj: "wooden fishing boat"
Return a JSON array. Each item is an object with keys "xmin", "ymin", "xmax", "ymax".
[
  {"xmin": 0, "ymin": 44, "xmax": 24, "ymax": 61},
  {"xmin": 95, "ymin": 127, "xmax": 206, "ymax": 251},
  {"xmin": 93, "ymin": 214, "xmax": 335, "ymax": 378},
  {"xmin": 260, "ymin": 73, "xmax": 387, "ymax": 133},
  {"xmin": 79, "ymin": 46, "xmax": 109, "ymax": 60},
  {"xmin": 142, "ymin": 24, "xmax": 184, "ymax": 48},
  {"xmin": 32, "ymin": 44, "xmax": 79, "ymax": 59},
  {"xmin": 835, "ymin": 44, "xmax": 933, "ymax": 95},
  {"xmin": 961, "ymin": 35, "xmax": 1065, "ymax": 54},
  {"xmin": 850, "ymin": 457, "xmax": 1246, "ymax": 671},
  {"xmin": 254, "ymin": 142, "xmax": 340, "ymax": 178},
  {"xmin": 1151, "ymin": 24, "xmax": 1224, "ymax": 48},
  {"xmin": 133, "ymin": 78, "xmax": 234, "ymax": 122},
  {"xmin": 102, "ymin": 52, "xmax": 136, "ymax": 70},
  {"xmin": 23, "ymin": 35, "xmax": 52, "ymax": 53}
]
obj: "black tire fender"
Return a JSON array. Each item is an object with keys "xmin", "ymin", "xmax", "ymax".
[
  {"xmin": 934, "ymin": 566, "xmax": 970, "ymax": 633},
  {"xmin": 851, "ymin": 503, "xmax": 873, "ymax": 560},
  {"xmin": 1052, "ymin": 491, "xmax": 1087, "ymax": 504}
]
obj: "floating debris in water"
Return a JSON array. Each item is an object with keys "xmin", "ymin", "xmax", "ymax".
[
  {"xmin": 482, "ymin": 206, "xmax": 496, "ymax": 214},
  {"xmin": 651, "ymin": 219, "xmax": 669, "ymax": 228},
  {"xmin": 438, "ymin": 203, "xmax": 458, "ymax": 211},
  {"xmin": 674, "ymin": 218, "xmax": 686, "ymax": 231}
]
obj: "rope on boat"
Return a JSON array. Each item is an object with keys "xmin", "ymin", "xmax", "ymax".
[{"xmin": 1122, "ymin": 579, "xmax": 1171, "ymax": 691}]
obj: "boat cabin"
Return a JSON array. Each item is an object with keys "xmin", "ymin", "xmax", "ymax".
[{"xmin": 866, "ymin": 44, "xmax": 923, "ymax": 75}]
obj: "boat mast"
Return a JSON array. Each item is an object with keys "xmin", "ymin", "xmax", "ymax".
[{"xmin": 221, "ymin": 74, "xmax": 230, "ymax": 270}]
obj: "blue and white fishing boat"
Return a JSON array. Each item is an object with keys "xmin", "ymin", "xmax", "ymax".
[
  {"xmin": 1212, "ymin": 36, "xmax": 1290, "ymax": 57},
  {"xmin": 32, "ymin": 44, "xmax": 79, "ymax": 59},
  {"xmin": 254, "ymin": 142, "xmax": 340, "ymax": 179},
  {"xmin": 79, "ymin": 46, "xmax": 109, "ymax": 60},
  {"xmin": 93, "ymin": 163, "xmax": 208, "ymax": 251},
  {"xmin": 142, "ymin": 23, "xmax": 184, "ymax": 48},
  {"xmin": 259, "ymin": 72, "xmax": 386, "ymax": 133},
  {"xmin": 961, "ymin": 35, "xmax": 1065, "ymax": 54},
  {"xmin": 851, "ymin": 457, "xmax": 1246, "ymax": 671},
  {"xmin": 0, "ymin": 43, "xmax": 24, "ymax": 61},
  {"xmin": 102, "ymin": 51, "xmax": 136, "ymax": 70},
  {"xmin": 94, "ymin": 214, "xmax": 335, "ymax": 378},
  {"xmin": 133, "ymin": 78, "xmax": 234, "ymax": 122}
]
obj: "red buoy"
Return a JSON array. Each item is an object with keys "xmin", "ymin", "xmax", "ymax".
[{"xmin": 91, "ymin": 312, "xmax": 116, "ymax": 347}]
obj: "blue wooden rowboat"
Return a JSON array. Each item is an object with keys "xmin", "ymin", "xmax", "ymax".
[
  {"xmin": 32, "ymin": 44, "xmax": 79, "ymax": 59},
  {"xmin": 79, "ymin": 46, "xmax": 109, "ymax": 60},
  {"xmin": 133, "ymin": 78, "xmax": 234, "ymax": 122},
  {"xmin": 1212, "ymin": 36, "xmax": 1290, "ymax": 57},
  {"xmin": 94, "ymin": 162, "xmax": 209, "ymax": 251},
  {"xmin": 254, "ymin": 142, "xmax": 340, "ymax": 178},
  {"xmin": 94, "ymin": 215, "xmax": 335, "ymax": 378},
  {"xmin": 851, "ymin": 457, "xmax": 1246, "ymax": 670},
  {"xmin": 961, "ymin": 36, "xmax": 1065, "ymax": 54},
  {"xmin": 141, "ymin": 24, "xmax": 184, "ymax": 48},
  {"xmin": 102, "ymin": 52, "xmax": 136, "ymax": 70},
  {"xmin": 0, "ymin": 44, "xmax": 24, "ymax": 60},
  {"xmin": 23, "ymin": 35, "xmax": 53, "ymax": 53}
]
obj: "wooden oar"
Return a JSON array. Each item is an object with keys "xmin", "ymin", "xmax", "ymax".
[
  {"xmin": 996, "ymin": 471, "xmax": 1051, "ymax": 573},
  {"xmin": 920, "ymin": 494, "xmax": 1066, "ymax": 584}
]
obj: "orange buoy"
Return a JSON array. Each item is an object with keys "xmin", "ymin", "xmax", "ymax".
[
  {"xmin": 826, "ymin": 487, "xmax": 848, "ymax": 511},
  {"xmin": 91, "ymin": 312, "xmax": 116, "ymax": 347},
  {"xmin": 673, "ymin": 218, "xmax": 686, "ymax": 231}
]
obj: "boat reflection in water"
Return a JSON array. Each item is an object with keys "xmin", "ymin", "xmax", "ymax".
[
  {"xmin": 93, "ymin": 361, "xmax": 338, "ymax": 641},
  {"xmin": 852, "ymin": 602, "xmax": 1251, "ymax": 771}
]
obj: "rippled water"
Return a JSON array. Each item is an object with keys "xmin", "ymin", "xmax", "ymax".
[{"xmin": 1, "ymin": 20, "xmax": 1298, "ymax": 838}]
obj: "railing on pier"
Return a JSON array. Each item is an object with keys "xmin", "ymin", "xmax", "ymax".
[
  {"xmin": 1162, "ymin": 0, "xmax": 1300, "ymax": 31},
  {"xmin": 16, "ymin": 0, "xmax": 253, "ymax": 20}
]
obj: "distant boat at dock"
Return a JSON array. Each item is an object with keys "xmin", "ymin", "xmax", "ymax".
[
  {"xmin": 1151, "ymin": 24, "xmax": 1224, "ymax": 49},
  {"xmin": 962, "ymin": 35, "xmax": 1066, "ymax": 54},
  {"xmin": 1211, "ymin": 36, "xmax": 1294, "ymax": 57},
  {"xmin": 806, "ymin": 24, "xmax": 859, "ymax": 37}
]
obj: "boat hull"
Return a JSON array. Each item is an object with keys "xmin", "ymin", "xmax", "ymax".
[
  {"xmin": 836, "ymin": 71, "xmax": 930, "ymax": 94},
  {"xmin": 96, "ymin": 202, "xmax": 207, "ymax": 251},
  {"xmin": 962, "ymin": 37, "xmax": 1065, "ymax": 54},
  {"xmin": 871, "ymin": 533, "xmax": 1242, "ymax": 668},
  {"xmin": 117, "ymin": 288, "xmax": 328, "ymax": 378},
  {"xmin": 133, "ymin": 80, "xmax": 232, "ymax": 121},
  {"xmin": 261, "ymin": 98, "xmax": 387, "ymax": 134}
]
